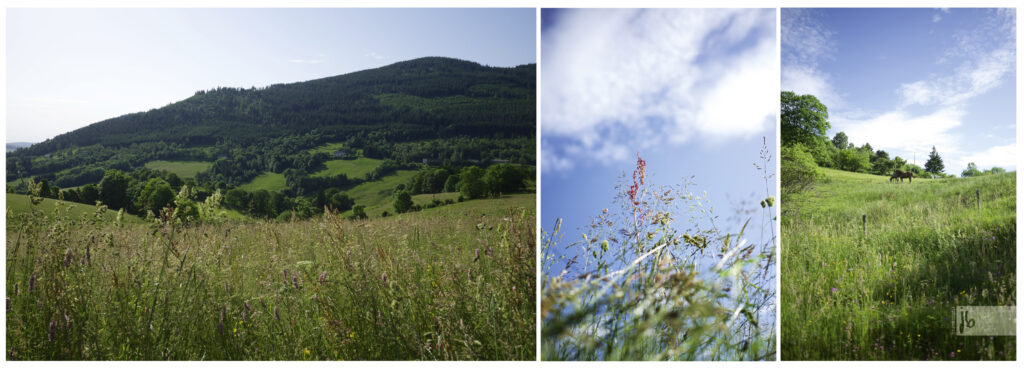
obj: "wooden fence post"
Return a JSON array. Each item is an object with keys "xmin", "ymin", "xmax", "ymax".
[
  {"xmin": 977, "ymin": 189, "xmax": 981, "ymax": 213},
  {"xmin": 862, "ymin": 214, "xmax": 866, "ymax": 236}
]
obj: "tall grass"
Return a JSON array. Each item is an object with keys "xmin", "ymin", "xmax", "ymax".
[
  {"xmin": 6, "ymin": 188, "xmax": 535, "ymax": 360},
  {"xmin": 781, "ymin": 168, "xmax": 1015, "ymax": 360},
  {"xmin": 542, "ymin": 142, "xmax": 777, "ymax": 361}
]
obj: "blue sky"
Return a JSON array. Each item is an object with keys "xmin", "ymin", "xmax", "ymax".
[
  {"xmin": 782, "ymin": 8, "xmax": 1016, "ymax": 174},
  {"xmin": 541, "ymin": 9, "xmax": 777, "ymax": 275},
  {"xmin": 5, "ymin": 8, "xmax": 536, "ymax": 143}
]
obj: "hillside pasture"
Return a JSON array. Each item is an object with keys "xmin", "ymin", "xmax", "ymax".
[
  {"xmin": 144, "ymin": 160, "xmax": 213, "ymax": 179},
  {"xmin": 6, "ymin": 193, "xmax": 144, "ymax": 224},
  {"xmin": 239, "ymin": 172, "xmax": 288, "ymax": 193},
  {"xmin": 782, "ymin": 168, "xmax": 1015, "ymax": 360},
  {"xmin": 310, "ymin": 157, "xmax": 382, "ymax": 180}
]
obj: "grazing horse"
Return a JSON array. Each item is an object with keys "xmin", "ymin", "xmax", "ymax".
[{"xmin": 890, "ymin": 170, "xmax": 914, "ymax": 183}]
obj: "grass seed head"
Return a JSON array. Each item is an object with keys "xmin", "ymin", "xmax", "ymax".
[
  {"xmin": 29, "ymin": 275, "xmax": 35, "ymax": 293},
  {"xmin": 292, "ymin": 275, "xmax": 299, "ymax": 289},
  {"xmin": 274, "ymin": 306, "xmax": 280, "ymax": 321},
  {"xmin": 318, "ymin": 271, "xmax": 328, "ymax": 284}
]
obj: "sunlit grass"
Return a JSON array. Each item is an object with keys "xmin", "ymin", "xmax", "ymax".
[
  {"xmin": 6, "ymin": 194, "xmax": 535, "ymax": 360},
  {"xmin": 782, "ymin": 168, "xmax": 1015, "ymax": 360}
]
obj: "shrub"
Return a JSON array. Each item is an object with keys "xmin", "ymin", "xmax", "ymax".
[{"xmin": 782, "ymin": 143, "xmax": 821, "ymax": 196}]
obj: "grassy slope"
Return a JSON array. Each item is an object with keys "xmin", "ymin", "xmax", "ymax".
[
  {"xmin": 782, "ymin": 168, "xmax": 1015, "ymax": 360},
  {"xmin": 6, "ymin": 193, "xmax": 144, "ymax": 224},
  {"xmin": 144, "ymin": 160, "xmax": 213, "ymax": 179},
  {"xmin": 412, "ymin": 192, "xmax": 460, "ymax": 206},
  {"xmin": 337, "ymin": 170, "xmax": 417, "ymax": 217},
  {"xmin": 310, "ymin": 157, "xmax": 382, "ymax": 180},
  {"xmin": 5, "ymin": 194, "xmax": 536, "ymax": 360},
  {"xmin": 239, "ymin": 172, "xmax": 288, "ymax": 192}
]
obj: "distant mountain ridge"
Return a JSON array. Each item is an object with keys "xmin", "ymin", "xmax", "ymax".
[
  {"xmin": 15, "ymin": 56, "xmax": 536, "ymax": 156},
  {"xmin": 6, "ymin": 142, "xmax": 34, "ymax": 152}
]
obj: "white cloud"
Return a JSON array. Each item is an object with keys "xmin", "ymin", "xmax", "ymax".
[
  {"xmin": 782, "ymin": 9, "xmax": 834, "ymax": 68},
  {"xmin": 834, "ymin": 107, "xmax": 965, "ymax": 162},
  {"xmin": 364, "ymin": 52, "xmax": 384, "ymax": 60},
  {"xmin": 897, "ymin": 47, "xmax": 1014, "ymax": 107},
  {"xmin": 781, "ymin": 64, "xmax": 841, "ymax": 110},
  {"xmin": 542, "ymin": 9, "xmax": 775, "ymax": 173},
  {"xmin": 933, "ymin": 14, "xmax": 942, "ymax": 23},
  {"xmin": 781, "ymin": 9, "xmax": 842, "ymax": 109},
  {"xmin": 959, "ymin": 144, "xmax": 1016, "ymax": 171}
]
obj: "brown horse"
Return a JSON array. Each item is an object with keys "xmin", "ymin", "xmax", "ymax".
[{"xmin": 890, "ymin": 170, "xmax": 914, "ymax": 183}]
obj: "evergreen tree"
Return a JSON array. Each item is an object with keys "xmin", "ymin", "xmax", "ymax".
[
  {"xmin": 393, "ymin": 190, "xmax": 413, "ymax": 214},
  {"xmin": 924, "ymin": 146, "xmax": 944, "ymax": 174}
]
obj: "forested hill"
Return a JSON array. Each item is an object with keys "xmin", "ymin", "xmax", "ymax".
[{"xmin": 15, "ymin": 57, "xmax": 535, "ymax": 155}]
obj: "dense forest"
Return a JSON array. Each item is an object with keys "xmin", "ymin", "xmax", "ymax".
[{"xmin": 7, "ymin": 57, "xmax": 536, "ymax": 220}]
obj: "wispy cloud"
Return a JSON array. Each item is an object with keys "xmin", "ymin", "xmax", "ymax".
[
  {"xmin": 784, "ymin": 9, "xmax": 1016, "ymax": 174},
  {"xmin": 933, "ymin": 13, "xmax": 943, "ymax": 23},
  {"xmin": 781, "ymin": 8, "xmax": 841, "ymax": 109},
  {"xmin": 364, "ymin": 52, "xmax": 385, "ymax": 60},
  {"xmin": 542, "ymin": 9, "xmax": 776, "ymax": 173},
  {"xmin": 288, "ymin": 58, "xmax": 324, "ymax": 64}
]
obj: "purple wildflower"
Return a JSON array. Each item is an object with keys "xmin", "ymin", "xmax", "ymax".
[{"xmin": 831, "ymin": 287, "xmax": 839, "ymax": 293}]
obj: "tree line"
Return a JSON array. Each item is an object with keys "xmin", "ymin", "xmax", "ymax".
[{"xmin": 780, "ymin": 91, "xmax": 1007, "ymax": 195}]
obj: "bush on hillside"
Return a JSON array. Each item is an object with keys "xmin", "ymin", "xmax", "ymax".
[{"xmin": 782, "ymin": 143, "xmax": 821, "ymax": 196}]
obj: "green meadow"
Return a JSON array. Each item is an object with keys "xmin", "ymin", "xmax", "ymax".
[
  {"xmin": 6, "ymin": 193, "xmax": 536, "ymax": 360},
  {"xmin": 782, "ymin": 168, "xmax": 1015, "ymax": 360},
  {"xmin": 143, "ymin": 161, "xmax": 213, "ymax": 179},
  {"xmin": 310, "ymin": 158, "xmax": 383, "ymax": 180},
  {"xmin": 6, "ymin": 193, "xmax": 144, "ymax": 224},
  {"xmin": 239, "ymin": 172, "xmax": 289, "ymax": 192}
]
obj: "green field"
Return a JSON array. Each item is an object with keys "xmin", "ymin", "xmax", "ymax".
[
  {"xmin": 307, "ymin": 142, "xmax": 349, "ymax": 155},
  {"xmin": 6, "ymin": 193, "xmax": 144, "ymax": 224},
  {"xmin": 6, "ymin": 192, "xmax": 536, "ymax": 360},
  {"xmin": 782, "ymin": 168, "xmax": 1015, "ymax": 360},
  {"xmin": 412, "ymin": 192, "xmax": 460, "ymax": 206},
  {"xmin": 336, "ymin": 170, "xmax": 417, "ymax": 217},
  {"xmin": 144, "ymin": 160, "xmax": 213, "ymax": 178},
  {"xmin": 311, "ymin": 157, "xmax": 383, "ymax": 180},
  {"xmin": 239, "ymin": 172, "xmax": 288, "ymax": 192}
]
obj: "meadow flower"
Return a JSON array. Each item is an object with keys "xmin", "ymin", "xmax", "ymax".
[
  {"xmin": 274, "ymin": 306, "xmax": 280, "ymax": 321},
  {"xmin": 29, "ymin": 275, "xmax": 36, "ymax": 293},
  {"xmin": 292, "ymin": 275, "xmax": 300, "ymax": 289},
  {"xmin": 831, "ymin": 287, "xmax": 838, "ymax": 293},
  {"xmin": 318, "ymin": 271, "xmax": 328, "ymax": 284},
  {"xmin": 64, "ymin": 249, "xmax": 73, "ymax": 267}
]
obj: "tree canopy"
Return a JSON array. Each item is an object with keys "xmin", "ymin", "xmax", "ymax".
[{"xmin": 781, "ymin": 91, "xmax": 830, "ymax": 148}]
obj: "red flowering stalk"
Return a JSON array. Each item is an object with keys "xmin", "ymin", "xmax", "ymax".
[{"xmin": 628, "ymin": 153, "xmax": 648, "ymax": 224}]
